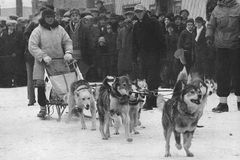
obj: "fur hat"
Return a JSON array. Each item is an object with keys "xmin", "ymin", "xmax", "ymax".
[{"xmin": 42, "ymin": 9, "xmax": 55, "ymax": 18}]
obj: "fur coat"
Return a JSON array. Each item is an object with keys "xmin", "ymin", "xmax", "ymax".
[{"xmin": 28, "ymin": 18, "xmax": 73, "ymax": 81}]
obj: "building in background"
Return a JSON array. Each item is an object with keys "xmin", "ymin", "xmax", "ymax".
[{"xmin": 0, "ymin": 0, "xmax": 32, "ymax": 17}]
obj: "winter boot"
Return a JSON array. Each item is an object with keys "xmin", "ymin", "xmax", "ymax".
[
  {"xmin": 212, "ymin": 103, "xmax": 229, "ymax": 113},
  {"xmin": 37, "ymin": 106, "xmax": 47, "ymax": 118}
]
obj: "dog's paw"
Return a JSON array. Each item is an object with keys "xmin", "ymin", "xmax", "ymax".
[
  {"xmin": 134, "ymin": 131, "xmax": 140, "ymax": 134},
  {"xmin": 164, "ymin": 153, "xmax": 171, "ymax": 157},
  {"xmin": 127, "ymin": 138, "xmax": 133, "ymax": 142},
  {"xmin": 186, "ymin": 152, "xmax": 194, "ymax": 157},
  {"xmin": 175, "ymin": 143, "xmax": 182, "ymax": 150}
]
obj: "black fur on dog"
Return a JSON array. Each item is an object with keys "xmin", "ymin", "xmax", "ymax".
[
  {"xmin": 97, "ymin": 75, "xmax": 133, "ymax": 142},
  {"xmin": 162, "ymin": 71, "xmax": 208, "ymax": 157}
]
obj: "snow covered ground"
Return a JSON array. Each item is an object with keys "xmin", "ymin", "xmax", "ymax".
[{"xmin": 0, "ymin": 87, "xmax": 240, "ymax": 160}]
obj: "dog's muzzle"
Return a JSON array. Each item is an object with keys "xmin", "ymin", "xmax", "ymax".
[{"xmin": 85, "ymin": 104, "xmax": 90, "ymax": 110}]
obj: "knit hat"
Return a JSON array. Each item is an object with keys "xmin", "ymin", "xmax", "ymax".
[{"xmin": 42, "ymin": 9, "xmax": 55, "ymax": 18}]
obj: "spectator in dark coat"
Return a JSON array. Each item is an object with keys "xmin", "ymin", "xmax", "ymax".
[
  {"xmin": 174, "ymin": 15, "xmax": 185, "ymax": 36},
  {"xmin": 95, "ymin": 36, "xmax": 108, "ymax": 80},
  {"xmin": 193, "ymin": 17, "xmax": 211, "ymax": 78},
  {"xmin": 158, "ymin": 12, "xmax": 165, "ymax": 29},
  {"xmin": 86, "ymin": 17, "xmax": 101, "ymax": 81},
  {"xmin": 180, "ymin": 9, "xmax": 190, "ymax": 26},
  {"xmin": 177, "ymin": 18, "xmax": 196, "ymax": 73},
  {"xmin": 96, "ymin": 0, "xmax": 107, "ymax": 14},
  {"xmin": 65, "ymin": 9, "xmax": 90, "ymax": 78},
  {"xmin": 132, "ymin": 4, "xmax": 165, "ymax": 110},
  {"xmin": 0, "ymin": 23, "xmax": 6, "ymax": 87},
  {"xmin": 0, "ymin": 20, "xmax": 24, "ymax": 87},
  {"xmin": 104, "ymin": 23, "xmax": 118, "ymax": 76},
  {"xmin": 117, "ymin": 18, "xmax": 134, "ymax": 78},
  {"xmin": 161, "ymin": 22, "xmax": 181, "ymax": 88}
]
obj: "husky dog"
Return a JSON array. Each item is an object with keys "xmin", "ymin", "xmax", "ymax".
[
  {"xmin": 67, "ymin": 80, "xmax": 97, "ymax": 130},
  {"xmin": 97, "ymin": 76, "xmax": 133, "ymax": 142},
  {"xmin": 128, "ymin": 79, "xmax": 148, "ymax": 134},
  {"xmin": 205, "ymin": 79, "xmax": 217, "ymax": 95},
  {"xmin": 162, "ymin": 67, "xmax": 208, "ymax": 157}
]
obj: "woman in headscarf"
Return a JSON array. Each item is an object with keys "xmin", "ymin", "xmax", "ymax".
[
  {"xmin": 206, "ymin": 0, "xmax": 240, "ymax": 113},
  {"xmin": 28, "ymin": 9, "xmax": 73, "ymax": 118}
]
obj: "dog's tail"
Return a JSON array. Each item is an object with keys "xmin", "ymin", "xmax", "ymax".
[{"xmin": 177, "ymin": 66, "xmax": 188, "ymax": 83}]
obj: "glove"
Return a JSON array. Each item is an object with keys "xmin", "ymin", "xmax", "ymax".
[
  {"xmin": 64, "ymin": 53, "xmax": 73, "ymax": 62},
  {"xmin": 43, "ymin": 56, "xmax": 52, "ymax": 65}
]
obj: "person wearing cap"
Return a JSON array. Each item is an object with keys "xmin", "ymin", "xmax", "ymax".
[
  {"xmin": 96, "ymin": 0, "xmax": 107, "ymax": 14},
  {"xmin": 161, "ymin": 22, "xmax": 180, "ymax": 88},
  {"xmin": 124, "ymin": 11, "xmax": 134, "ymax": 20},
  {"xmin": 95, "ymin": 35, "xmax": 108, "ymax": 80},
  {"xmin": 193, "ymin": 16, "xmax": 210, "ymax": 78},
  {"xmin": 90, "ymin": 8, "xmax": 99, "ymax": 18},
  {"xmin": 117, "ymin": 16, "xmax": 134, "ymax": 78},
  {"xmin": 177, "ymin": 18, "xmax": 196, "ymax": 73},
  {"xmin": 28, "ymin": 9, "xmax": 73, "ymax": 118},
  {"xmin": 82, "ymin": 15, "xmax": 94, "ymax": 27},
  {"xmin": 180, "ymin": 9, "xmax": 190, "ymax": 25},
  {"xmin": 65, "ymin": 9, "xmax": 91, "ymax": 79},
  {"xmin": 132, "ymin": 4, "xmax": 165, "ymax": 110},
  {"xmin": 0, "ymin": 19, "xmax": 24, "ymax": 87},
  {"xmin": 164, "ymin": 15, "xmax": 173, "ymax": 34},
  {"xmin": 206, "ymin": 0, "xmax": 240, "ymax": 113}
]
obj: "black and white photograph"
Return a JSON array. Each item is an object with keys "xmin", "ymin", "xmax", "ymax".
[{"xmin": 0, "ymin": 0, "xmax": 240, "ymax": 159}]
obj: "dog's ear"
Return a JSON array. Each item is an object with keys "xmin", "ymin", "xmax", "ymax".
[
  {"xmin": 172, "ymin": 80, "xmax": 185, "ymax": 98},
  {"xmin": 113, "ymin": 77, "xmax": 119, "ymax": 89},
  {"xmin": 74, "ymin": 91, "xmax": 80, "ymax": 97}
]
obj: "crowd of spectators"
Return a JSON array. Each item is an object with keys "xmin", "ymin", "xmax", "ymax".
[{"xmin": 0, "ymin": 1, "xmax": 218, "ymax": 110}]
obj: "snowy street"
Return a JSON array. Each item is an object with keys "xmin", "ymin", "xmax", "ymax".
[{"xmin": 0, "ymin": 87, "xmax": 240, "ymax": 160}]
